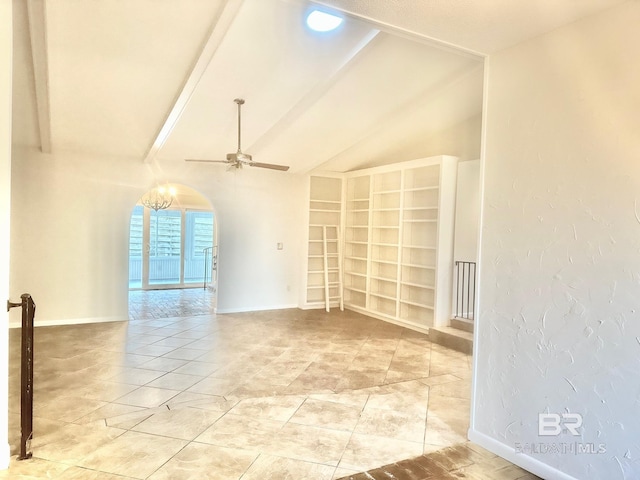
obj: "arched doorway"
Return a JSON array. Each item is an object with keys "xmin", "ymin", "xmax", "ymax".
[{"xmin": 127, "ymin": 184, "xmax": 218, "ymax": 320}]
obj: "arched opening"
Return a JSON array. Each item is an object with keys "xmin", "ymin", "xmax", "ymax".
[{"xmin": 127, "ymin": 183, "xmax": 218, "ymax": 320}]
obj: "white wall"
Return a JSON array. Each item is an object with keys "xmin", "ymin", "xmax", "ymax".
[
  {"xmin": 453, "ymin": 159, "xmax": 480, "ymax": 263},
  {"xmin": 204, "ymin": 166, "xmax": 305, "ymax": 313},
  {"xmin": 343, "ymin": 114, "xmax": 482, "ymax": 172},
  {"xmin": 9, "ymin": 148, "xmax": 305, "ymax": 325},
  {"xmin": 417, "ymin": 115, "xmax": 482, "ymax": 164},
  {"xmin": 0, "ymin": 0, "xmax": 12, "ymax": 469},
  {"xmin": 451, "ymin": 159, "xmax": 480, "ymax": 318},
  {"xmin": 471, "ymin": 2, "xmax": 640, "ymax": 479}
]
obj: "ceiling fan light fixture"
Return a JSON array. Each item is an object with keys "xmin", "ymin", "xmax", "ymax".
[
  {"xmin": 306, "ymin": 10, "xmax": 343, "ymax": 32},
  {"xmin": 184, "ymin": 98, "xmax": 290, "ymax": 171}
]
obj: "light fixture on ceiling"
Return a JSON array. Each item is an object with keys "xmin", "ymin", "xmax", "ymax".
[
  {"xmin": 141, "ymin": 185, "xmax": 176, "ymax": 211},
  {"xmin": 306, "ymin": 9, "xmax": 343, "ymax": 32}
]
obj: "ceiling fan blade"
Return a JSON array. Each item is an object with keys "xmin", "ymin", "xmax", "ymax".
[
  {"xmin": 248, "ymin": 162, "xmax": 290, "ymax": 171},
  {"xmin": 185, "ymin": 159, "xmax": 230, "ymax": 164},
  {"xmin": 188, "ymin": 99, "xmax": 288, "ymax": 173}
]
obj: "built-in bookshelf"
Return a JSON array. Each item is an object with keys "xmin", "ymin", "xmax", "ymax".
[
  {"xmin": 398, "ymin": 164, "xmax": 441, "ymax": 327},
  {"xmin": 341, "ymin": 156, "xmax": 457, "ymax": 331},
  {"xmin": 306, "ymin": 175, "xmax": 342, "ymax": 307},
  {"xmin": 304, "ymin": 156, "xmax": 457, "ymax": 332},
  {"xmin": 343, "ymin": 175, "xmax": 370, "ymax": 309},
  {"xmin": 369, "ymin": 170, "xmax": 401, "ymax": 318}
]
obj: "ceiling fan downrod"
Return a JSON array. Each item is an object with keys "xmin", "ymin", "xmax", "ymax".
[
  {"xmin": 185, "ymin": 97, "xmax": 289, "ymax": 171},
  {"xmin": 235, "ymin": 98, "xmax": 244, "ymax": 154}
]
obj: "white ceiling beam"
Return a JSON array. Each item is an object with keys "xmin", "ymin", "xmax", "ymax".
[
  {"xmin": 247, "ymin": 28, "xmax": 381, "ymax": 159},
  {"xmin": 26, "ymin": 0, "xmax": 52, "ymax": 154},
  {"xmin": 143, "ymin": 0, "xmax": 245, "ymax": 163}
]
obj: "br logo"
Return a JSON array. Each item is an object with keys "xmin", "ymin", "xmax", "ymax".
[{"xmin": 538, "ymin": 413, "xmax": 582, "ymax": 436}]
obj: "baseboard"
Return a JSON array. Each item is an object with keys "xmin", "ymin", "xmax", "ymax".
[
  {"xmin": 215, "ymin": 304, "xmax": 298, "ymax": 314},
  {"xmin": 468, "ymin": 429, "xmax": 579, "ymax": 480},
  {"xmin": 343, "ymin": 305, "xmax": 430, "ymax": 335},
  {"xmin": 299, "ymin": 302, "xmax": 342, "ymax": 311},
  {"xmin": 0, "ymin": 442, "xmax": 9, "ymax": 470},
  {"xmin": 9, "ymin": 315, "xmax": 125, "ymax": 329}
]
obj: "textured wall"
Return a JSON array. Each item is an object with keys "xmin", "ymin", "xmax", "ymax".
[{"xmin": 473, "ymin": 2, "xmax": 640, "ymax": 478}]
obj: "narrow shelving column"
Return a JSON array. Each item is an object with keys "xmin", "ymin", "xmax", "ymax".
[
  {"xmin": 369, "ymin": 171, "xmax": 401, "ymax": 320},
  {"xmin": 398, "ymin": 165, "xmax": 441, "ymax": 328},
  {"xmin": 343, "ymin": 176, "xmax": 371, "ymax": 310},
  {"xmin": 306, "ymin": 176, "xmax": 342, "ymax": 309}
]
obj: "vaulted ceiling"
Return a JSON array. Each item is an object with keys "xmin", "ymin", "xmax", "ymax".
[{"xmin": 11, "ymin": 0, "xmax": 626, "ymax": 174}]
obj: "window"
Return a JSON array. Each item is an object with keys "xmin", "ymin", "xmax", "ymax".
[
  {"xmin": 128, "ymin": 207, "xmax": 214, "ymax": 288},
  {"xmin": 150, "ymin": 210, "xmax": 182, "ymax": 258},
  {"xmin": 187, "ymin": 212, "xmax": 214, "ymax": 258}
]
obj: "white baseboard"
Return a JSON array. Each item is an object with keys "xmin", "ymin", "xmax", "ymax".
[
  {"xmin": 9, "ymin": 315, "xmax": 125, "ymax": 329},
  {"xmin": 0, "ymin": 442, "xmax": 9, "ymax": 470},
  {"xmin": 299, "ymin": 302, "xmax": 342, "ymax": 311},
  {"xmin": 468, "ymin": 428, "xmax": 579, "ymax": 480},
  {"xmin": 343, "ymin": 305, "xmax": 430, "ymax": 335},
  {"xmin": 215, "ymin": 304, "xmax": 298, "ymax": 314}
]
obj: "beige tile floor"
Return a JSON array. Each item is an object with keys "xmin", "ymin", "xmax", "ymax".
[{"xmin": 2, "ymin": 291, "xmax": 532, "ymax": 479}]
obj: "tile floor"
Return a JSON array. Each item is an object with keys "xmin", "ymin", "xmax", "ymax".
[
  {"xmin": 339, "ymin": 443, "xmax": 540, "ymax": 480},
  {"xmin": 2, "ymin": 290, "xmax": 537, "ymax": 479},
  {"xmin": 128, "ymin": 288, "xmax": 215, "ymax": 321}
]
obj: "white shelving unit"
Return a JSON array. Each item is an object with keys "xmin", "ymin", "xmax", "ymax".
[
  {"xmin": 305, "ymin": 175, "xmax": 343, "ymax": 309},
  {"xmin": 342, "ymin": 156, "xmax": 457, "ymax": 332},
  {"xmin": 343, "ymin": 175, "xmax": 370, "ymax": 310},
  {"xmin": 397, "ymin": 164, "xmax": 441, "ymax": 328},
  {"xmin": 303, "ymin": 156, "xmax": 457, "ymax": 332},
  {"xmin": 369, "ymin": 170, "xmax": 402, "ymax": 319}
]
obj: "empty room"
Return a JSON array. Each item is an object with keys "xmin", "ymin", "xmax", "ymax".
[{"xmin": 2, "ymin": 0, "xmax": 639, "ymax": 479}]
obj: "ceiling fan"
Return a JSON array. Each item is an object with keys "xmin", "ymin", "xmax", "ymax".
[{"xmin": 186, "ymin": 98, "xmax": 290, "ymax": 171}]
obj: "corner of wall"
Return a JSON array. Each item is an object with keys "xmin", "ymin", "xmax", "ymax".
[{"xmin": 468, "ymin": 429, "xmax": 579, "ymax": 480}]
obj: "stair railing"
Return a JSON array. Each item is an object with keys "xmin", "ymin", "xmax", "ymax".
[
  {"xmin": 454, "ymin": 261, "xmax": 476, "ymax": 321},
  {"xmin": 7, "ymin": 293, "xmax": 36, "ymax": 460}
]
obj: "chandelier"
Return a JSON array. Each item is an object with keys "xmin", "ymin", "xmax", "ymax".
[{"xmin": 141, "ymin": 185, "xmax": 176, "ymax": 211}]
